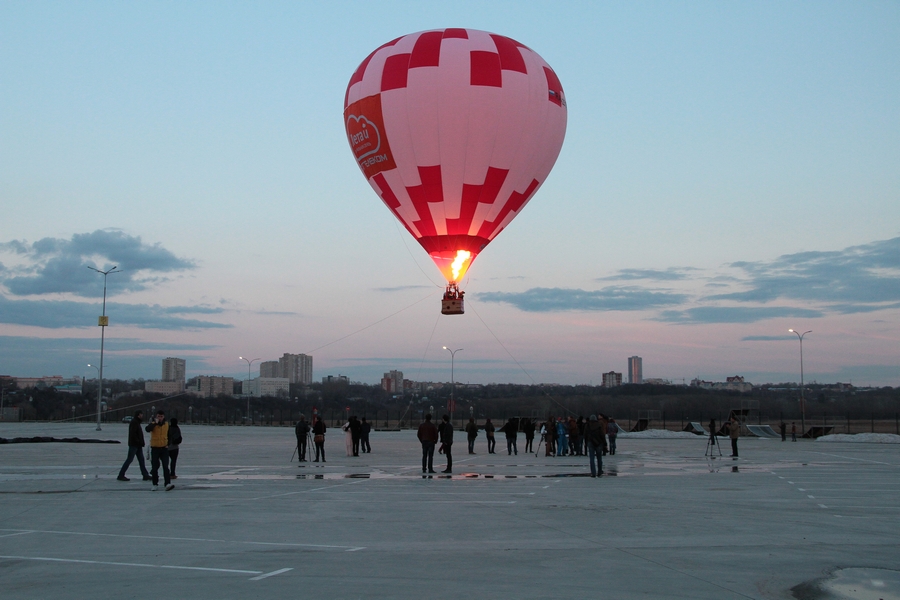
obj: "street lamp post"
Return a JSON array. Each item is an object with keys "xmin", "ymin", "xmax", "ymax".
[
  {"xmin": 88, "ymin": 265, "xmax": 119, "ymax": 431},
  {"xmin": 788, "ymin": 329, "xmax": 811, "ymax": 437},
  {"xmin": 86, "ymin": 363, "xmax": 100, "ymax": 425},
  {"xmin": 443, "ymin": 347, "xmax": 462, "ymax": 423},
  {"xmin": 239, "ymin": 356, "xmax": 260, "ymax": 424}
]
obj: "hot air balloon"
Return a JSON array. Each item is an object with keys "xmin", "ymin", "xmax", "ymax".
[{"xmin": 344, "ymin": 29, "xmax": 567, "ymax": 314}]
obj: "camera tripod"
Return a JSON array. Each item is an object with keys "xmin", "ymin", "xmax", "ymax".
[
  {"xmin": 705, "ymin": 432, "xmax": 722, "ymax": 458},
  {"xmin": 292, "ymin": 432, "xmax": 314, "ymax": 463}
]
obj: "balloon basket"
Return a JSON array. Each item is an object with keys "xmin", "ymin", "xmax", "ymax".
[{"xmin": 441, "ymin": 283, "xmax": 465, "ymax": 315}]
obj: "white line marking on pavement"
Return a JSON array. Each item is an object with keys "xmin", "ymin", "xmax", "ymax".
[
  {"xmin": 0, "ymin": 555, "xmax": 261, "ymax": 575},
  {"xmin": 818, "ymin": 504, "xmax": 828, "ymax": 508},
  {"xmin": 249, "ymin": 568, "xmax": 293, "ymax": 580},
  {"xmin": 346, "ymin": 547, "xmax": 364, "ymax": 552},
  {"xmin": 808, "ymin": 495, "xmax": 815, "ymax": 499},
  {"xmin": 0, "ymin": 528, "xmax": 358, "ymax": 551},
  {"xmin": 0, "ymin": 531, "xmax": 34, "ymax": 539}
]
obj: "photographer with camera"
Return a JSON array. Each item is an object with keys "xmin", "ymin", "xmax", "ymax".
[{"xmin": 145, "ymin": 410, "xmax": 174, "ymax": 491}]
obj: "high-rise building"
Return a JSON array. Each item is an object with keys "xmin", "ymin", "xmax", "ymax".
[
  {"xmin": 260, "ymin": 361, "xmax": 279, "ymax": 378},
  {"xmin": 278, "ymin": 353, "xmax": 313, "ymax": 385},
  {"xmin": 602, "ymin": 371, "xmax": 622, "ymax": 388},
  {"xmin": 627, "ymin": 356, "xmax": 643, "ymax": 384},
  {"xmin": 382, "ymin": 370, "xmax": 404, "ymax": 394},
  {"xmin": 162, "ymin": 357, "xmax": 186, "ymax": 384}
]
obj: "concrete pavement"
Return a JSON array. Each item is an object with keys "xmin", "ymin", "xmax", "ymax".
[{"xmin": 1, "ymin": 422, "xmax": 898, "ymax": 599}]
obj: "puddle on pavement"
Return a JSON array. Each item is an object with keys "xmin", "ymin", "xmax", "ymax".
[{"xmin": 793, "ymin": 567, "xmax": 900, "ymax": 600}]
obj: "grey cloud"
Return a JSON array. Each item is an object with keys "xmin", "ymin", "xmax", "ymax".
[
  {"xmin": 1, "ymin": 230, "xmax": 195, "ymax": 297},
  {"xmin": 0, "ymin": 296, "xmax": 231, "ymax": 330},
  {"xmin": 657, "ymin": 306, "xmax": 823, "ymax": 324},
  {"xmin": 478, "ymin": 286, "xmax": 688, "ymax": 312},
  {"xmin": 597, "ymin": 267, "xmax": 696, "ymax": 282},
  {"xmin": 741, "ymin": 335, "xmax": 795, "ymax": 341},
  {"xmin": 825, "ymin": 301, "xmax": 900, "ymax": 315},
  {"xmin": 710, "ymin": 237, "xmax": 900, "ymax": 309}
]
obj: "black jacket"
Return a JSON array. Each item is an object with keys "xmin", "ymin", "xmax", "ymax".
[
  {"xmin": 127, "ymin": 416, "xmax": 145, "ymax": 448},
  {"xmin": 438, "ymin": 421, "xmax": 454, "ymax": 444}
]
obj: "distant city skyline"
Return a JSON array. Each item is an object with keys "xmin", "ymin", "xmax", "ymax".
[{"xmin": 1, "ymin": 3, "xmax": 898, "ymax": 387}]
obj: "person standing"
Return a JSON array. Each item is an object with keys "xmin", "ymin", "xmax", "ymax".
[
  {"xmin": 295, "ymin": 415, "xmax": 310, "ymax": 462},
  {"xmin": 523, "ymin": 418, "xmax": 535, "ymax": 453},
  {"xmin": 574, "ymin": 417, "xmax": 585, "ymax": 455},
  {"xmin": 167, "ymin": 418, "xmax": 183, "ymax": 480},
  {"xmin": 729, "ymin": 416, "xmax": 740, "ymax": 457},
  {"xmin": 484, "ymin": 418, "xmax": 496, "ymax": 454},
  {"xmin": 504, "ymin": 418, "xmax": 518, "ymax": 455},
  {"xmin": 585, "ymin": 415, "xmax": 604, "ymax": 477},
  {"xmin": 117, "ymin": 410, "xmax": 151, "ymax": 482},
  {"xmin": 779, "ymin": 421, "xmax": 787, "ymax": 442},
  {"xmin": 145, "ymin": 410, "xmax": 174, "ymax": 491},
  {"xmin": 567, "ymin": 417, "xmax": 579, "ymax": 456},
  {"xmin": 606, "ymin": 418, "xmax": 620, "ymax": 455},
  {"xmin": 342, "ymin": 419, "xmax": 352, "ymax": 456},
  {"xmin": 349, "ymin": 416, "xmax": 362, "ymax": 457},
  {"xmin": 313, "ymin": 415, "xmax": 327, "ymax": 462},
  {"xmin": 438, "ymin": 414, "xmax": 454, "ymax": 473},
  {"xmin": 360, "ymin": 417, "xmax": 372, "ymax": 453},
  {"xmin": 465, "ymin": 417, "xmax": 478, "ymax": 454},
  {"xmin": 791, "ymin": 422, "xmax": 797, "ymax": 442},
  {"xmin": 543, "ymin": 420, "xmax": 556, "ymax": 457},
  {"xmin": 555, "ymin": 418, "xmax": 568, "ymax": 456},
  {"xmin": 417, "ymin": 413, "xmax": 439, "ymax": 474}
]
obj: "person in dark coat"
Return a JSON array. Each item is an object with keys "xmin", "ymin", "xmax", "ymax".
[
  {"xmin": 484, "ymin": 418, "xmax": 496, "ymax": 454},
  {"xmin": 313, "ymin": 415, "xmax": 327, "ymax": 462},
  {"xmin": 167, "ymin": 418, "xmax": 183, "ymax": 479},
  {"xmin": 437, "ymin": 414, "xmax": 454, "ymax": 473},
  {"xmin": 360, "ymin": 417, "xmax": 372, "ymax": 453},
  {"xmin": 606, "ymin": 418, "xmax": 620, "ymax": 455},
  {"xmin": 523, "ymin": 418, "xmax": 535, "ymax": 453},
  {"xmin": 465, "ymin": 417, "xmax": 478, "ymax": 454},
  {"xmin": 567, "ymin": 417, "xmax": 579, "ymax": 455},
  {"xmin": 585, "ymin": 414, "xmax": 605, "ymax": 477},
  {"xmin": 117, "ymin": 410, "xmax": 151, "ymax": 481},
  {"xmin": 729, "ymin": 416, "xmax": 740, "ymax": 457},
  {"xmin": 503, "ymin": 418, "xmax": 518, "ymax": 455},
  {"xmin": 349, "ymin": 416, "xmax": 362, "ymax": 456},
  {"xmin": 295, "ymin": 415, "xmax": 310, "ymax": 462},
  {"xmin": 417, "ymin": 413, "xmax": 439, "ymax": 473}
]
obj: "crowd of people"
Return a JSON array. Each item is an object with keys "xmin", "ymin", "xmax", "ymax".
[
  {"xmin": 534, "ymin": 415, "xmax": 620, "ymax": 458},
  {"xmin": 116, "ymin": 410, "xmax": 632, "ymax": 489}
]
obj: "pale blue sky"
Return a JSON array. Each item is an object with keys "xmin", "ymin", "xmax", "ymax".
[{"xmin": 2, "ymin": 1, "xmax": 899, "ymax": 386}]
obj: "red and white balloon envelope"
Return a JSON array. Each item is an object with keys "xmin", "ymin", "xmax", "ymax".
[{"xmin": 344, "ymin": 29, "xmax": 567, "ymax": 314}]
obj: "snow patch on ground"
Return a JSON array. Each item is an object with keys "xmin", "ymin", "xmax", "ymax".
[
  {"xmin": 816, "ymin": 433, "xmax": 900, "ymax": 444},
  {"xmin": 619, "ymin": 430, "xmax": 699, "ymax": 439}
]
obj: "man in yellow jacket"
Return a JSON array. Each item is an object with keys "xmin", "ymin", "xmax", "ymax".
[{"xmin": 145, "ymin": 410, "xmax": 174, "ymax": 491}]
